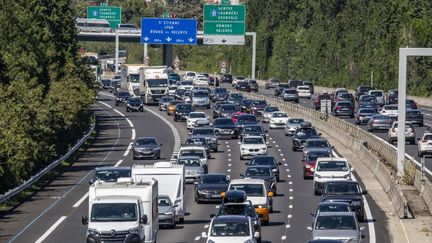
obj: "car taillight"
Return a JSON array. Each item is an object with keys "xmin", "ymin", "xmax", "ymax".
[
  {"xmin": 335, "ymin": 106, "xmax": 342, "ymax": 110},
  {"xmin": 422, "ymin": 140, "xmax": 428, "ymax": 143}
]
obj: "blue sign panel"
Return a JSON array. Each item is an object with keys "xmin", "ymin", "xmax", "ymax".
[{"xmin": 141, "ymin": 18, "xmax": 197, "ymax": 45}]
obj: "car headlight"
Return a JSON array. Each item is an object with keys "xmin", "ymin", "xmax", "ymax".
[
  {"xmin": 198, "ymin": 190, "xmax": 208, "ymax": 195},
  {"xmin": 211, "ymin": 137, "xmax": 217, "ymax": 141},
  {"xmin": 128, "ymin": 228, "xmax": 139, "ymax": 235},
  {"xmin": 88, "ymin": 228, "xmax": 99, "ymax": 236},
  {"xmin": 164, "ymin": 211, "xmax": 174, "ymax": 215},
  {"xmin": 272, "ymin": 168, "xmax": 278, "ymax": 173},
  {"xmin": 153, "ymin": 147, "xmax": 160, "ymax": 151},
  {"xmin": 241, "ymin": 147, "xmax": 246, "ymax": 151}
]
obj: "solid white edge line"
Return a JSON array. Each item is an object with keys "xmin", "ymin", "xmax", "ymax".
[
  {"xmin": 73, "ymin": 192, "xmax": 89, "ymax": 208},
  {"xmin": 131, "ymin": 129, "xmax": 136, "ymax": 140},
  {"xmin": 113, "ymin": 109, "xmax": 125, "ymax": 117},
  {"xmin": 35, "ymin": 216, "xmax": 67, "ymax": 243},
  {"xmin": 126, "ymin": 118, "xmax": 134, "ymax": 128},
  {"xmin": 123, "ymin": 143, "xmax": 132, "ymax": 157},
  {"xmin": 114, "ymin": 159, "xmax": 124, "ymax": 167},
  {"xmin": 98, "ymin": 101, "xmax": 112, "ymax": 109}
]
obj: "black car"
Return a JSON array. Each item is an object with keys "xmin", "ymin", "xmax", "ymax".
[
  {"xmin": 241, "ymin": 165, "xmax": 277, "ymax": 194},
  {"xmin": 406, "ymin": 109, "xmax": 424, "ymax": 126},
  {"xmin": 213, "ymin": 118, "xmax": 239, "ymax": 139},
  {"xmin": 292, "ymin": 124, "xmax": 320, "ymax": 151},
  {"xmin": 89, "ymin": 166, "xmax": 131, "ymax": 184},
  {"xmin": 246, "ymin": 155, "xmax": 282, "ymax": 181},
  {"xmin": 321, "ymin": 181, "xmax": 367, "ymax": 222},
  {"xmin": 355, "ymin": 85, "xmax": 373, "ymax": 100},
  {"xmin": 235, "ymin": 81, "xmax": 251, "ymax": 92},
  {"xmin": 240, "ymin": 124, "xmax": 267, "ymax": 142},
  {"xmin": 174, "ymin": 103, "xmax": 193, "ymax": 122},
  {"xmin": 109, "ymin": 80, "xmax": 121, "ymax": 93},
  {"xmin": 332, "ymin": 101, "xmax": 354, "ymax": 118},
  {"xmin": 126, "ymin": 97, "xmax": 144, "ymax": 112},
  {"xmin": 274, "ymin": 83, "xmax": 290, "ymax": 96},
  {"xmin": 211, "ymin": 87, "xmax": 228, "ymax": 102},
  {"xmin": 221, "ymin": 74, "xmax": 233, "ymax": 83},
  {"xmin": 114, "ymin": 91, "xmax": 130, "ymax": 106},
  {"xmin": 213, "ymin": 103, "xmax": 237, "ymax": 118},
  {"xmin": 194, "ymin": 173, "xmax": 230, "ymax": 203},
  {"xmin": 100, "ymin": 79, "xmax": 111, "ymax": 89},
  {"xmin": 247, "ymin": 79, "xmax": 259, "ymax": 92},
  {"xmin": 227, "ymin": 93, "xmax": 244, "ymax": 106},
  {"xmin": 386, "ymin": 89, "xmax": 398, "ymax": 105},
  {"xmin": 240, "ymin": 99, "xmax": 254, "ymax": 113},
  {"xmin": 236, "ymin": 114, "xmax": 259, "ymax": 132},
  {"xmin": 133, "ymin": 137, "xmax": 162, "ymax": 160},
  {"xmin": 184, "ymin": 137, "xmax": 212, "ymax": 158}
]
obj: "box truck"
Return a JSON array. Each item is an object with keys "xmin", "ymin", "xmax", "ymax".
[
  {"xmin": 132, "ymin": 162, "xmax": 186, "ymax": 223},
  {"xmin": 82, "ymin": 178, "xmax": 158, "ymax": 243},
  {"xmin": 121, "ymin": 64, "xmax": 146, "ymax": 96},
  {"xmin": 139, "ymin": 66, "xmax": 169, "ymax": 105}
]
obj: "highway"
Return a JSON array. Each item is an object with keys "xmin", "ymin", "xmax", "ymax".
[{"xmin": 0, "ymin": 83, "xmax": 391, "ymax": 243}]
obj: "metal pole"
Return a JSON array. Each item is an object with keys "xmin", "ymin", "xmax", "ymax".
[
  {"xmin": 115, "ymin": 28, "xmax": 119, "ymax": 73},
  {"xmin": 251, "ymin": 32, "xmax": 256, "ymax": 79},
  {"xmin": 143, "ymin": 43, "xmax": 148, "ymax": 65},
  {"xmin": 397, "ymin": 49, "xmax": 407, "ymax": 177},
  {"xmin": 370, "ymin": 71, "xmax": 374, "ymax": 88}
]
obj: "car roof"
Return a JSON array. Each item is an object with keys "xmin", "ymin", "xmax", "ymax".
[
  {"xmin": 136, "ymin": 136, "xmax": 156, "ymax": 140},
  {"xmin": 178, "ymin": 156, "xmax": 201, "ymax": 160},
  {"xmin": 202, "ymin": 173, "xmax": 228, "ymax": 177},
  {"xmin": 213, "ymin": 215, "xmax": 249, "ymax": 222},
  {"xmin": 230, "ymin": 178, "xmax": 266, "ymax": 184},
  {"xmin": 316, "ymin": 211, "xmax": 356, "ymax": 217},
  {"xmin": 324, "ymin": 180, "xmax": 359, "ymax": 185},
  {"xmin": 95, "ymin": 166, "xmax": 131, "ymax": 171}
]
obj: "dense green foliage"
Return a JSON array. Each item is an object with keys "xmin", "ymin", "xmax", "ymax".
[{"xmin": 0, "ymin": 0, "xmax": 96, "ymax": 194}]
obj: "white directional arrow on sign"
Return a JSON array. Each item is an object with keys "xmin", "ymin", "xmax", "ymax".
[
  {"xmin": 143, "ymin": 36, "xmax": 149, "ymax": 42},
  {"xmin": 188, "ymin": 38, "xmax": 194, "ymax": 42},
  {"xmin": 166, "ymin": 37, "xmax": 172, "ymax": 42}
]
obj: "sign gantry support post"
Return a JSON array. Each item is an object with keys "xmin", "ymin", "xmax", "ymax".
[{"xmin": 115, "ymin": 28, "xmax": 119, "ymax": 73}]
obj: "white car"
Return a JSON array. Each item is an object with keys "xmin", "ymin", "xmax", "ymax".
[
  {"xmin": 177, "ymin": 145, "xmax": 208, "ymax": 172},
  {"xmin": 418, "ymin": 133, "xmax": 432, "ymax": 157},
  {"xmin": 240, "ymin": 136, "xmax": 267, "ymax": 160},
  {"xmin": 380, "ymin": 104, "xmax": 398, "ymax": 118},
  {"xmin": 269, "ymin": 112, "xmax": 289, "ymax": 129},
  {"xmin": 183, "ymin": 71, "xmax": 196, "ymax": 81},
  {"xmin": 387, "ymin": 121, "xmax": 416, "ymax": 145},
  {"xmin": 297, "ymin": 85, "xmax": 312, "ymax": 98},
  {"xmin": 313, "ymin": 158, "xmax": 353, "ymax": 195},
  {"xmin": 202, "ymin": 215, "xmax": 260, "ymax": 243},
  {"xmin": 194, "ymin": 77, "xmax": 209, "ymax": 86},
  {"xmin": 368, "ymin": 89, "xmax": 385, "ymax": 106},
  {"xmin": 168, "ymin": 85, "xmax": 178, "ymax": 96},
  {"xmin": 262, "ymin": 106, "xmax": 280, "ymax": 123},
  {"xmin": 178, "ymin": 81, "xmax": 194, "ymax": 90},
  {"xmin": 284, "ymin": 118, "xmax": 305, "ymax": 136},
  {"xmin": 186, "ymin": 112, "xmax": 209, "ymax": 129},
  {"xmin": 232, "ymin": 76, "xmax": 246, "ymax": 87}
]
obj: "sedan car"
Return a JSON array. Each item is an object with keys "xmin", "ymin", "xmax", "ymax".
[
  {"xmin": 177, "ymin": 156, "xmax": 205, "ymax": 183},
  {"xmin": 126, "ymin": 97, "xmax": 144, "ymax": 112},
  {"xmin": 184, "ymin": 137, "xmax": 211, "ymax": 158},
  {"xmin": 236, "ymin": 114, "xmax": 259, "ymax": 132},
  {"xmin": 213, "ymin": 118, "xmax": 239, "ymax": 139},
  {"xmin": 235, "ymin": 81, "xmax": 251, "ymax": 92},
  {"xmin": 186, "ymin": 112, "xmax": 209, "ymax": 129},
  {"xmin": 239, "ymin": 99, "xmax": 254, "ymax": 113},
  {"xmin": 297, "ymin": 85, "xmax": 312, "ymax": 99},
  {"xmin": 292, "ymin": 124, "xmax": 320, "ymax": 151},
  {"xmin": 246, "ymin": 155, "xmax": 282, "ymax": 182},
  {"xmin": 308, "ymin": 212, "xmax": 363, "ymax": 243},
  {"xmin": 174, "ymin": 103, "xmax": 193, "ymax": 122},
  {"xmin": 211, "ymin": 87, "xmax": 229, "ymax": 102},
  {"xmin": 190, "ymin": 127, "xmax": 218, "ymax": 152},
  {"xmin": 380, "ymin": 104, "xmax": 398, "ymax": 119},
  {"xmin": 240, "ymin": 136, "xmax": 267, "ymax": 160},
  {"xmin": 284, "ymin": 118, "xmax": 305, "ymax": 136},
  {"xmin": 366, "ymin": 115, "xmax": 393, "ymax": 132},
  {"xmin": 269, "ymin": 111, "xmax": 289, "ymax": 129},
  {"xmin": 241, "ymin": 166, "xmax": 277, "ymax": 194},
  {"xmin": 332, "ymin": 101, "xmax": 354, "ymax": 118},
  {"xmin": 227, "ymin": 93, "xmax": 244, "ymax": 106},
  {"xmin": 417, "ymin": 133, "xmax": 432, "ymax": 157},
  {"xmin": 262, "ymin": 106, "xmax": 280, "ymax": 123},
  {"xmin": 133, "ymin": 137, "xmax": 162, "ymax": 160},
  {"xmin": 158, "ymin": 195, "xmax": 177, "ymax": 228},
  {"xmin": 354, "ymin": 108, "xmax": 377, "ymax": 124},
  {"xmin": 265, "ymin": 78, "xmax": 280, "ymax": 89},
  {"xmin": 214, "ymin": 104, "xmax": 237, "ymax": 118},
  {"xmin": 195, "ymin": 173, "xmax": 230, "ymax": 203},
  {"xmin": 406, "ymin": 99, "xmax": 418, "ymax": 109},
  {"xmin": 166, "ymin": 100, "xmax": 182, "ymax": 116},
  {"xmin": 158, "ymin": 96, "xmax": 175, "ymax": 111},
  {"xmin": 281, "ymin": 88, "xmax": 299, "ymax": 103},
  {"xmin": 221, "ymin": 74, "xmax": 233, "ymax": 83},
  {"xmin": 250, "ymin": 100, "xmax": 267, "ymax": 116}
]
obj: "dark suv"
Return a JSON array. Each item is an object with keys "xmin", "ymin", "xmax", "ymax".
[
  {"xmin": 174, "ymin": 103, "xmax": 193, "ymax": 122},
  {"xmin": 321, "ymin": 181, "xmax": 367, "ymax": 222},
  {"xmin": 355, "ymin": 85, "xmax": 373, "ymax": 101},
  {"xmin": 221, "ymin": 74, "xmax": 233, "ymax": 83},
  {"xmin": 386, "ymin": 89, "xmax": 398, "ymax": 105},
  {"xmin": 248, "ymin": 79, "xmax": 259, "ymax": 92},
  {"xmin": 274, "ymin": 83, "xmax": 290, "ymax": 96},
  {"xmin": 292, "ymin": 123, "xmax": 320, "ymax": 151}
]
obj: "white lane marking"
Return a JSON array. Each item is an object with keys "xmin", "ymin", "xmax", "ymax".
[
  {"xmin": 35, "ymin": 216, "xmax": 67, "ymax": 243},
  {"xmin": 332, "ymin": 151, "xmax": 376, "ymax": 243},
  {"xmin": 423, "ymin": 113, "xmax": 432, "ymax": 117},
  {"xmin": 227, "ymin": 145, "xmax": 230, "ymax": 148},
  {"xmin": 228, "ymin": 164, "xmax": 232, "ymax": 167},
  {"xmin": 227, "ymin": 169, "xmax": 231, "ymax": 172},
  {"xmin": 131, "ymin": 129, "xmax": 136, "ymax": 140},
  {"xmin": 289, "ymin": 181, "xmax": 292, "ymax": 185},
  {"xmin": 125, "ymin": 118, "xmax": 134, "ymax": 128},
  {"xmin": 225, "ymin": 141, "xmax": 229, "ymax": 144},
  {"xmin": 284, "ymin": 163, "xmax": 288, "ymax": 166},
  {"xmin": 278, "ymin": 149, "xmax": 282, "ymax": 152},
  {"xmin": 281, "ymin": 236, "xmax": 287, "ymax": 240},
  {"xmin": 228, "ymin": 154, "xmax": 231, "ymax": 157},
  {"xmin": 115, "ymin": 159, "xmax": 124, "ymax": 167},
  {"xmin": 194, "ymin": 236, "xmax": 201, "ymax": 241},
  {"xmin": 113, "ymin": 109, "xmax": 125, "ymax": 117},
  {"xmin": 204, "ymin": 225, "xmax": 209, "ymax": 229},
  {"xmin": 73, "ymin": 192, "xmax": 89, "ymax": 208},
  {"xmin": 272, "ymin": 141, "xmax": 276, "ymax": 144},
  {"xmin": 269, "ymin": 137, "xmax": 273, "ymax": 140},
  {"xmin": 275, "ymin": 144, "xmax": 279, "ymax": 148},
  {"xmin": 289, "ymin": 196, "xmax": 293, "ymax": 200},
  {"xmin": 285, "ymin": 224, "xmax": 291, "ymax": 228},
  {"xmin": 289, "ymin": 205, "xmax": 293, "ymax": 209},
  {"xmin": 289, "ymin": 189, "xmax": 293, "ymax": 192},
  {"xmin": 227, "ymin": 149, "xmax": 231, "ymax": 152},
  {"xmin": 282, "ymin": 158, "xmax": 286, "ymax": 161},
  {"xmin": 98, "ymin": 101, "xmax": 112, "ymax": 109},
  {"xmin": 228, "ymin": 158, "xmax": 232, "ymax": 162},
  {"xmin": 287, "ymin": 174, "xmax": 292, "ymax": 178},
  {"xmin": 286, "ymin": 169, "xmax": 290, "ymax": 172},
  {"xmin": 287, "ymin": 215, "xmax": 292, "ymax": 218},
  {"xmin": 123, "ymin": 143, "xmax": 132, "ymax": 157}
]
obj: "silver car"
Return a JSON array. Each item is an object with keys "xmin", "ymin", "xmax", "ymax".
[
  {"xmin": 159, "ymin": 96, "xmax": 175, "ymax": 111},
  {"xmin": 308, "ymin": 212, "xmax": 363, "ymax": 243},
  {"xmin": 177, "ymin": 156, "xmax": 205, "ymax": 183},
  {"xmin": 132, "ymin": 137, "xmax": 162, "ymax": 160},
  {"xmin": 284, "ymin": 118, "xmax": 305, "ymax": 136},
  {"xmin": 158, "ymin": 195, "xmax": 177, "ymax": 228},
  {"xmin": 262, "ymin": 106, "xmax": 280, "ymax": 123},
  {"xmin": 191, "ymin": 90, "xmax": 210, "ymax": 108}
]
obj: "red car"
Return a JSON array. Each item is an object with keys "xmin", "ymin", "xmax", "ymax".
[
  {"xmin": 302, "ymin": 149, "xmax": 332, "ymax": 179},
  {"xmin": 230, "ymin": 111, "xmax": 247, "ymax": 123}
]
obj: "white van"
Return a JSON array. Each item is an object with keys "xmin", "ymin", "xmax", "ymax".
[
  {"xmin": 368, "ymin": 90, "xmax": 385, "ymax": 106},
  {"xmin": 132, "ymin": 162, "xmax": 186, "ymax": 223}
]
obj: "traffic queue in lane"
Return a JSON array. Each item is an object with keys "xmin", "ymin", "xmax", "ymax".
[{"xmin": 90, "ymin": 72, "xmax": 371, "ymax": 243}]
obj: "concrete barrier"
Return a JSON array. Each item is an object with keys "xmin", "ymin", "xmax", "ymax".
[{"xmin": 414, "ymin": 170, "xmax": 432, "ymax": 214}]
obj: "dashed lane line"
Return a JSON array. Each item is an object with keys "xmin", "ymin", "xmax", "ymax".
[
  {"xmin": 113, "ymin": 108, "xmax": 125, "ymax": 117},
  {"xmin": 98, "ymin": 101, "xmax": 112, "ymax": 109},
  {"xmin": 72, "ymin": 192, "xmax": 89, "ymax": 208},
  {"xmin": 131, "ymin": 129, "xmax": 136, "ymax": 140},
  {"xmin": 114, "ymin": 159, "xmax": 124, "ymax": 167},
  {"xmin": 123, "ymin": 143, "xmax": 133, "ymax": 157},
  {"xmin": 35, "ymin": 216, "xmax": 67, "ymax": 243}
]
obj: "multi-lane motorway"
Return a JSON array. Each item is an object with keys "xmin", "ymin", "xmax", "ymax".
[{"xmin": 1, "ymin": 82, "xmax": 395, "ymax": 243}]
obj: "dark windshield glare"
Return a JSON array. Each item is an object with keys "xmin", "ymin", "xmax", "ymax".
[
  {"xmin": 325, "ymin": 183, "xmax": 360, "ymax": 195},
  {"xmin": 315, "ymin": 215, "xmax": 356, "ymax": 230},
  {"xmin": 91, "ymin": 203, "xmax": 137, "ymax": 222},
  {"xmin": 201, "ymin": 175, "xmax": 229, "ymax": 184},
  {"xmin": 136, "ymin": 138, "xmax": 157, "ymax": 145}
]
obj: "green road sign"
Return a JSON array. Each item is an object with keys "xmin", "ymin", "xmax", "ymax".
[
  {"xmin": 203, "ymin": 5, "xmax": 245, "ymax": 22},
  {"xmin": 204, "ymin": 22, "xmax": 244, "ymax": 35},
  {"xmin": 87, "ymin": 6, "xmax": 121, "ymax": 29}
]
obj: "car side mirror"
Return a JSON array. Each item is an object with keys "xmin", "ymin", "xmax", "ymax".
[
  {"xmin": 240, "ymin": 173, "xmax": 245, "ymax": 177},
  {"xmin": 319, "ymin": 133, "xmax": 322, "ymax": 136},
  {"xmin": 201, "ymin": 232, "xmax": 208, "ymax": 238},
  {"xmin": 360, "ymin": 227, "xmax": 365, "ymax": 231},
  {"xmin": 173, "ymin": 155, "xmax": 178, "ymax": 159},
  {"xmin": 254, "ymin": 231, "xmax": 260, "ymax": 239},
  {"xmin": 307, "ymin": 226, "xmax": 313, "ymax": 231},
  {"xmin": 89, "ymin": 179, "xmax": 94, "ymax": 185},
  {"xmin": 174, "ymin": 204, "xmax": 179, "ymax": 208},
  {"xmin": 362, "ymin": 190, "xmax": 368, "ymax": 195},
  {"xmin": 193, "ymin": 181, "xmax": 198, "ymax": 185},
  {"xmin": 140, "ymin": 215, "xmax": 148, "ymax": 224},
  {"xmin": 82, "ymin": 216, "xmax": 88, "ymax": 225},
  {"xmin": 210, "ymin": 214, "xmax": 216, "ymax": 218},
  {"xmin": 350, "ymin": 167, "xmax": 355, "ymax": 172}
]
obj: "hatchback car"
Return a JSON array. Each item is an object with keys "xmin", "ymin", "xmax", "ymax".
[
  {"xmin": 158, "ymin": 195, "xmax": 177, "ymax": 228},
  {"xmin": 297, "ymin": 85, "xmax": 312, "ymax": 99},
  {"xmin": 354, "ymin": 108, "xmax": 377, "ymax": 124},
  {"xmin": 126, "ymin": 97, "xmax": 144, "ymax": 112},
  {"xmin": 177, "ymin": 156, "xmax": 205, "ymax": 183},
  {"xmin": 211, "ymin": 87, "xmax": 229, "ymax": 102},
  {"xmin": 133, "ymin": 137, "xmax": 162, "ymax": 160},
  {"xmin": 265, "ymin": 78, "xmax": 280, "ymax": 89},
  {"xmin": 239, "ymin": 99, "xmax": 254, "ymax": 113},
  {"xmin": 262, "ymin": 106, "xmax": 280, "ymax": 123},
  {"xmin": 89, "ymin": 166, "xmax": 131, "ymax": 184},
  {"xmin": 281, "ymin": 88, "xmax": 299, "ymax": 103},
  {"xmin": 235, "ymin": 81, "xmax": 251, "ymax": 92},
  {"xmin": 214, "ymin": 103, "xmax": 237, "ymax": 119},
  {"xmin": 284, "ymin": 118, "xmax": 305, "ymax": 136},
  {"xmin": 387, "ymin": 121, "xmax": 416, "ymax": 144},
  {"xmin": 195, "ymin": 173, "xmax": 230, "ymax": 203},
  {"xmin": 114, "ymin": 91, "xmax": 130, "ymax": 106},
  {"xmin": 250, "ymin": 100, "xmax": 267, "ymax": 116},
  {"xmin": 248, "ymin": 79, "xmax": 259, "ymax": 92},
  {"xmin": 174, "ymin": 103, "xmax": 193, "ymax": 122},
  {"xmin": 274, "ymin": 83, "xmax": 290, "ymax": 96},
  {"xmin": 246, "ymin": 155, "xmax": 282, "ymax": 182},
  {"xmin": 308, "ymin": 212, "xmax": 363, "ymax": 242},
  {"xmin": 240, "ymin": 125, "xmax": 267, "ymax": 142},
  {"xmin": 332, "ymin": 101, "xmax": 354, "ymax": 118},
  {"xmin": 380, "ymin": 104, "xmax": 398, "ymax": 119},
  {"xmin": 302, "ymin": 149, "xmax": 333, "ymax": 179},
  {"xmin": 241, "ymin": 166, "xmax": 277, "ymax": 194},
  {"xmin": 202, "ymin": 215, "xmax": 259, "ymax": 243},
  {"xmin": 418, "ymin": 133, "xmax": 432, "ymax": 157},
  {"xmin": 406, "ymin": 109, "xmax": 423, "ymax": 127},
  {"xmin": 158, "ymin": 96, "xmax": 175, "ymax": 111},
  {"xmin": 366, "ymin": 115, "xmax": 393, "ymax": 132}
]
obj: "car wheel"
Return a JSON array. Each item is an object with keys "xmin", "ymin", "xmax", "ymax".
[
  {"xmin": 240, "ymin": 155, "xmax": 243, "ymax": 160},
  {"xmin": 358, "ymin": 213, "xmax": 365, "ymax": 223},
  {"xmin": 292, "ymin": 146, "xmax": 296, "ymax": 151},
  {"xmin": 213, "ymin": 147, "xmax": 218, "ymax": 152},
  {"xmin": 418, "ymin": 151, "xmax": 423, "ymax": 157},
  {"xmin": 174, "ymin": 117, "xmax": 177, "ymax": 122},
  {"xmin": 179, "ymin": 217, "xmax": 184, "ymax": 224},
  {"xmin": 262, "ymin": 220, "xmax": 269, "ymax": 226},
  {"xmin": 295, "ymin": 100, "xmax": 299, "ymax": 103}
]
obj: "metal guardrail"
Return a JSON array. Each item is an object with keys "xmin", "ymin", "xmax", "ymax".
[
  {"xmin": 0, "ymin": 119, "xmax": 96, "ymax": 203},
  {"xmin": 242, "ymin": 91, "xmax": 414, "ymax": 218}
]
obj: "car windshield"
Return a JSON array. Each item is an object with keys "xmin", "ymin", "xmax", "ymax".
[
  {"xmin": 306, "ymin": 140, "xmax": 329, "ymax": 148},
  {"xmin": 250, "ymin": 157, "xmax": 276, "ymax": 165},
  {"xmin": 339, "ymin": 93, "xmax": 352, "ymax": 99},
  {"xmin": 423, "ymin": 135, "xmax": 432, "ymax": 140},
  {"xmin": 264, "ymin": 107, "xmax": 279, "ymax": 112},
  {"xmin": 186, "ymin": 73, "xmax": 195, "ymax": 77},
  {"xmin": 180, "ymin": 150, "xmax": 204, "ymax": 158},
  {"xmin": 177, "ymin": 158, "xmax": 201, "ymax": 167},
  {"xmin": 315, "ymin": 215, "xmax": 357, "ymax": 230},
  {"xmin": 393, "ymin": 123, "xmax": 413, "ymax": 129},
  {"xmin": 319, "ymin": 94, "xmax": 332, "ymax": 100},
  {"xmin": 272, "ymin": 112, "xmax": 288, "ymax": 118},
  {"xmin": 192, "ymin": 91, "xmax": 208, "ymax": 97},
  {"xmin": 210, "ymin": 220, "xmax": 250, "ymax": 237},
  {"xmin": 221, "ymin": 105, "xmax": 236, "ymax": 112},
  {"xmin": 317, "ymin": 161, "xmax": 348, "ymax": 171},
  {"xmin": 284, "ymin": 89, "xmax": 297, "ymax": 94},
  {"xmin": 318, "ymin": 204, "xmax": 350, "ymax": 213},
  {"xmin": 186, "ymin": 138, "xmax": 206, "ymax": 145},
  {"xmin": 215, "ymin": 88, "xmax": 227, "ymax": 93},
  {"xmin": 246, "ymin": 167, "xmax": 271, "ymax": 176},
  {"xmin": 180, "ymin": 81, "xmax": 193, "ymax": 85},
  {"xmin": 243, "ymin": 137, "xmax": 264, "ymax": 144},
  {"xmin": 95, "ymin": 169, "xmax": 131, "ymax": 182},
  {"xmin": 158, "ymin": 196, "xmax": 173, "ymax": 207},
  {"xmin": 230, "ymin": 93, "xmax": 243, "ymax": 98},
  {"xmin": 325, "ymin": 183, "xmax": 360, "ymax": 195},
  {"xmin": 229, "ymin": 184, "xmax": 264, "ymax": 197},
  {"xmin": 359, "ymin": 86, "xmax": 372, "ymax": 92},
  {"xmin": 189, "ymin": 113, "xmax": 206, "ymax": 118},
  {"xmin": 169, "ymin": 86, "xmax": 177, "ymax": 90},
  {"xmin": 295, "ymin": 128, "xmax": 318, "ymax": 138},
  {"xmin": 298, "ymin": 86, "xmax": 309, "ymax": 90},
  {"xmin": 128, "ymin": 98, "xmax": 141, "ymax": 105},
  {"xmin": 201, "ymin": 175, "xmax": 229, "ymax": 184},
  {"xmin": 91, "ymin": 203, "xmax": 137, "ymax": 222},
  {"xmin": 307, "ymin": 152, "xmax": 332, "ymax": 161},
  {"xmin": 359, "ymin": 109, "xmax": 376, "ymax": 114},
  {"xmin": 253, "ymin": 100, "xmax": 266, "ymax": 105},
  {"xmin": 214, "ymin": 119, "xmax": 234, "ymax": 125},
  {"xmin": 160, "ymin": 97, "xmax": 174, "ymax": 102},
  {"xmin": 288, "ymin": 118, "xmax": 304, "ymax": 124},
  {"xmin": 147, "ymin": 79, "xmax": 168, "ymax": 87},
  {"xmin": 241, "ymin": 100, "xmax": 253, "ymax": 105},
  {"xmin": 177, "ymin": 105, "xmax": 192, "ymax": 112},
  {"xmin": 238, "ymin": 116, "xmax": 257, "ymax": 122},
  {"xmin": 192, "ymin": 129, "xmax": 214, "ymax": 136},
  {"xmin": 370, "ymin": 91, "xmax": 383, "ymax": 96},
  {"xmin": 360, "ymin": 96, "xmax": 376, "ymax": 102},
  {"xmin": 279, "ymin": 84, "xmax": 289, "ymax": 88},
  {"xmin": 243, "ymin": 126, "xmax": 263, "ymax": 133},
  {"xmin": 136, "ymin": 138, "xmax": 157, "ymax": 145},
  {"xmin": 117, "ymin": 92, "xmax": 130, "ymax": 98}
]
